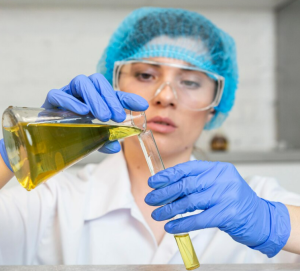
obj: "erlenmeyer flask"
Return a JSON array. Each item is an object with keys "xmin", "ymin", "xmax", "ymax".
[{"xmin": 2, "ymin": 106, "xmax": 146, "ymax": 191}]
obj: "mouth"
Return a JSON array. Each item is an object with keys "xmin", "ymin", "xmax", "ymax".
[{"xmin": 147, "ymin": 116, "xmax": 177, "ymax": 133}]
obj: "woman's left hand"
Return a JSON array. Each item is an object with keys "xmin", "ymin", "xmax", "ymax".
[{"xmin": 145, "ymin": 160, "xmax": 291, "ymax": 257}]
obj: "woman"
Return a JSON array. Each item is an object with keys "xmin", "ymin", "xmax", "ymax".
[{"xmin": 0, "ymin": 7, "xmax": 299, "ymax": 265}]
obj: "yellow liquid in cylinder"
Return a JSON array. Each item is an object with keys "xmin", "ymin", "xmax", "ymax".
[
  {"xmin": 175, "ymin": 234, "xmax": 200, "ymax": 270},
  {"xmin": 3, "ymin": 122, "xmax": 141, "ymax": 191}
]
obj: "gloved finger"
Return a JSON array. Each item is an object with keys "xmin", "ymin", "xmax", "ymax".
[
  {"xmin": 164, "ymin": 207, "xmax": 220, "ymax": 234},
  {"xmin": 0, "ymin": 139, "xmax": 13, "ymax": 172},
  {"xmin": 151, "ymin": 188, "xmax": 216, "ymax": 221},
  {"xmin": 89, "ymin": 73, "xmax": 126, "ymax": 123},
  {"xmin": 145, "ymin": 179, "xmax": 187, "ymax": 206},
  {"xmin": 145, "ymin": 170, "xmax": 218, "ymax": 206},
  {"xmin": 41, "ymin": 89, "xmax": 90, "ymax": 115},
  {"xmin": 98, "ymin": 140, "xmax": 121, "ymax": 154},
  {"xmin": 148, "ymin": 160, "xmax": 217, "ymax": 189},
  {"xmin": 70, "ymin": 75, "xmax": 112, "ymax": 121},
  {"xmin": 116, "ymin": 91, "xmax": 149, "ymax": 111},
  {"xmin": 148, "ymin": 161, "xmax": 232, "ymax": 190}
]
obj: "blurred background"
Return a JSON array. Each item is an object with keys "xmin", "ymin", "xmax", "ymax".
[{"xmin": 1, "ymin": 0, "xmax": 300, "ymax": 192}]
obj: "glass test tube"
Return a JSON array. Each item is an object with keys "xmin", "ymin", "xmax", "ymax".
[{"xmin": 138, "ymin": 130, "xmax": 200, "ymax": 270}]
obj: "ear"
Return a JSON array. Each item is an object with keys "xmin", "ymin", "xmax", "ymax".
[{"xmin": 205, "ymin": 108, "xmax": 215, "ymax": 124}]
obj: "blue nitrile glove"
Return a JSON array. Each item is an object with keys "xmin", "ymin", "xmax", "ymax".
[
  {"xmin": 0, "ymin": 139, "xmax": 12, "ymax": 172},
  {"xmin": 145, "ymin": 161, "xmax": 291, "ymax": 258},
  {"xmin": 42, "ymin": 73, "xmax": 148, "ymax": 154}
]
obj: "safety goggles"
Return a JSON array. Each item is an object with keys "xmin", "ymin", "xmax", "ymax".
[{"xmin": 113, "ymin": 59, "xmax": 224, "ymax": 111}]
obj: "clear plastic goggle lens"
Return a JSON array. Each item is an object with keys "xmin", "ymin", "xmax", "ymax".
[{"xmin": 113, "ymin": 60, "xmax": 224, "ymax": 111}]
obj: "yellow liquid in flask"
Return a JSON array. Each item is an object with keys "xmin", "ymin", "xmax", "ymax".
[
  {"xmin": 3, "ymin": 122, "xmax": 141, "ymax": 191},
  {"xmin": 175, "ymin": 234, "xmax": 200, "ymax": 270}
]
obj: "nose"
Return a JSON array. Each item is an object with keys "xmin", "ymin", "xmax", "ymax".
[{"xmin": 151, "ymin": 82, "xmax": 178, "ymax": 108}]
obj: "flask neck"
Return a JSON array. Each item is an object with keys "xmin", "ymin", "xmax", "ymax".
[{"xmin": 130, "ymin": 110, "xmax": 146, "ymax": 132}]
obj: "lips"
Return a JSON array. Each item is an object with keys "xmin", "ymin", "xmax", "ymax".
[{"xmin": 147, "ymin": 116, "xmax": 177, "ymax": 133}]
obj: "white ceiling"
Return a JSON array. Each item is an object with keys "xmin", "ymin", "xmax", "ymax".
[{"xmin": 0, "ymin": 0, "xmax": 294, "ymax": 10}]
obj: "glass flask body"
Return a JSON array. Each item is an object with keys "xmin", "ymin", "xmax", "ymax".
[{"xmin": 2, "ymin": 106, "xmax": 146, "ymax": 191}]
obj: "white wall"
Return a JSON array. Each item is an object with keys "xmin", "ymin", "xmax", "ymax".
[
  {"xmin": 0, "ymin": 6, "xmax": 276, "ymax": 152},
  {"xmin": 196, "ymin": 9, "xmax": 276, "ymax": 152}
]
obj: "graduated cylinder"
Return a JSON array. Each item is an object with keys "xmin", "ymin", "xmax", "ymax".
[{"xmin": 2, "ymin": 106, "xmax": 146, "ymax": 191}]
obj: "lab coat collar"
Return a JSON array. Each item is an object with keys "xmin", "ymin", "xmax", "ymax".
[
  {"xmin": 81, "ymin": 151, "xmax": 135, "ymax": 221},
  {"xmin": 81, "ymin": 151, "xmax": 200, "ymax": 232}
]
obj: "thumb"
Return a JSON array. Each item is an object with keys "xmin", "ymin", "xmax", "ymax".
[{"xmin": 98, "ymin": 140, "xmax": 121, "ymax": 154}]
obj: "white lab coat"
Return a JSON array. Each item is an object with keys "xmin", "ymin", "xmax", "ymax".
[{"xmin": 0, "ymin": 151, "xmax": 299, "ymax": 265}]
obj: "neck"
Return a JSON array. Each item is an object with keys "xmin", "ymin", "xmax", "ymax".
[{"xmin": 123, "ymin": 137, "xmax": 192, "ymax": 194}]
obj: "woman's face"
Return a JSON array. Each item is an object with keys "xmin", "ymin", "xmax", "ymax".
[{"xmin": 119, "ymin": 57, "xmax": 215, "ymax": 158}]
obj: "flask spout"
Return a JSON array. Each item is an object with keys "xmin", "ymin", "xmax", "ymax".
[{"xmin": 130, "ymin": 111, "xmax": 147, "ymax": 132}]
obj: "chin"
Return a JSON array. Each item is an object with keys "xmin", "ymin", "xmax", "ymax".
[{"xmin": 151, "ymin": 132, "xmax": 183, "ymax": 156}]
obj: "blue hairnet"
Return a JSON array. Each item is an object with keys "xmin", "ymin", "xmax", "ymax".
[{"xmin": 97, "ymin": 7, "xmax": 238, "ymax": 129}]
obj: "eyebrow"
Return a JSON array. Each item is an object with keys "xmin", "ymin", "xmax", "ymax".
[
  {"xmin": 131, "ymin": 62, "xmax": 197, "ymax": 72},
  {"xmin": 131, "ymin": 63, "xmax": 162, "ymax": 69}
]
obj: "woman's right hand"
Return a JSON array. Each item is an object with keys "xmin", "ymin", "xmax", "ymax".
[{"xmin": 41, "ymin": 73, "xmax": 149, "ymax": 154}]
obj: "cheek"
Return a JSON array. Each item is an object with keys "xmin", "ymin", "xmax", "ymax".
[
  {"xmin": 119, "ymin": 80, "xmax": 132, "ymax": 93},
  {"xmin": 179, "ymin": 111, "xmax": 208, "ymax": 145}
]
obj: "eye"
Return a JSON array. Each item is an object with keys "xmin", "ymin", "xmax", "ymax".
[
  {"xmin": 135, "ymin": 72, "xmax": 155, "ymax": 82},
  {"xmin": 181, "ymin": 80, "xmax": 201, "ymax": 89}
]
